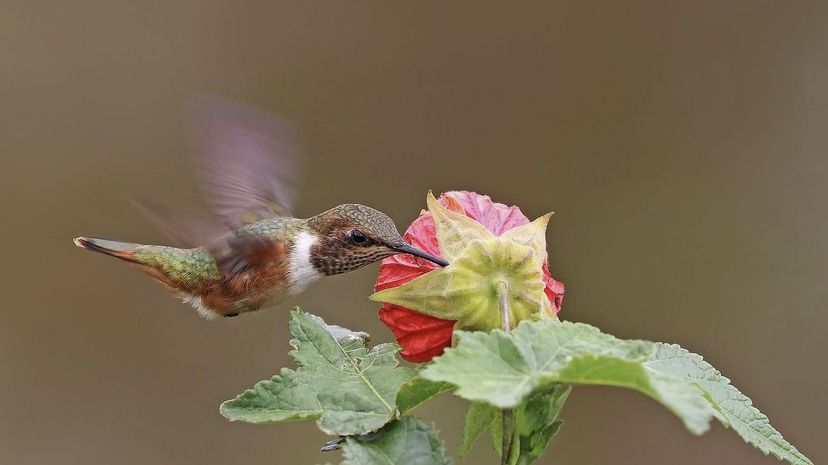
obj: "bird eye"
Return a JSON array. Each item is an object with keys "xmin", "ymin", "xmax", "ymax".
[{"xmin": 349, "ymin": 230, "xmax": 368, "ymax": 245}]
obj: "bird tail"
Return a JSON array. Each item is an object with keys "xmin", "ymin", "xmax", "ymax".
[
  {"xmin": 73, "ymin": 236, "xmax": 143, "ymax": 263},
  {"xmin": 73, "ymin": 236, "xmax": 207, "ymax": 294},
  {"xmin": 74, "ymin": 236, "xmax": 249, "ymax": 319}
]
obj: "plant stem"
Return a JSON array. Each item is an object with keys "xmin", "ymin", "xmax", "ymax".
[
  {"xmin": 498, "ymin": 281, "xmax": 511, "ymax": 333},
  {"xmin": 496, "ymin": 281, "xmax": 514, "ymax": 465}
]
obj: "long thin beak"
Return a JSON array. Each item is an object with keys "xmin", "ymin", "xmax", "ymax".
[{"xmin": 393, "ymin": 243, "xmax": 449, "ymax": 267}]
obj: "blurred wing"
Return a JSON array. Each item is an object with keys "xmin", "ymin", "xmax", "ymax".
[
  {"xmin": 207, "ymin": 231, "xmax": 288, "ymax": 278},
  {"xmin": 136, "ymin": 197, "xmax": 288, "ymax": 278},
  {"xmin": 132, "ymin": 198, "xmax": 228, "ymax": 248},
  {"xmin": 190, "ymin": 95, "xmax": 303, "ymax": 228}
]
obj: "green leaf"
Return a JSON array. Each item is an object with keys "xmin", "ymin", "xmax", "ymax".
[
  {"xmin": 396, "ymin": 377, "xmax": 454, "ymax": 416},
  {"xmin": 645, "ymin": 344, "xmax": 814, "ymax": 465},
  {"xmin": 500, "ymin": 212, "xmax": 553, "ymax": 263},
  {"xmin": 460, "ymin": 402, "xmax": 500, "ymax": 457},
  {"xmin": 421, "ymin": 319, "xmax": 716, "ymax": 434},
  {"xmin": 489, "ymin": 409, "xmax": 504, "ymax": 457},
  {"xmin": 342, "ymin": 417, "xmax": 451, "ymax": 465},
  {"xmin": 512, "ymin": 385, "xmax": 571, "ymax": 465},
  {"xmin": 220, "ymin": 310, "xmax": 415, "ymax": 435}
]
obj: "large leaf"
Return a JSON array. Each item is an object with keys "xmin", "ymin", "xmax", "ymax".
[
  {"xmin": 342, "ymin": 417, "xmax": 451, "ymax": 465},
  {"xmin": 420, "ymin": 319, "xmax": 716, "ymax": 434},
  {"xmin": 396, "ymin": 377, "xmax": 454, "ymax": 416},
  {"xmin": 645, "ymin": 344, "xmax": 813, "ymax": 465},
  {"xmin": 220, "ymin": 310, "xmax": 415, "ymax": 435}
]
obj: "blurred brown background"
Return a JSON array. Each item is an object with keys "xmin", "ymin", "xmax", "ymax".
[{"xmin": 1, "ymin": 2, "xmax": 826, "ymax": 464}]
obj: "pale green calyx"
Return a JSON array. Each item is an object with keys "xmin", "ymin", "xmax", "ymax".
[{"xmin": 370, "ymin": 191, "xmax": 554, "ymax": 331}]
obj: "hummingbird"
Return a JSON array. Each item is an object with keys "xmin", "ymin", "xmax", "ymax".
[{"xmin": 73, "ymin": 96, "xmax": 447, "ymax": 319}]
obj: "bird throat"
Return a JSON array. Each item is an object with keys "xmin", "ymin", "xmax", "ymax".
[{"xmin": 288, "ymin": 231, "xmax": 324, "ymax": 293}]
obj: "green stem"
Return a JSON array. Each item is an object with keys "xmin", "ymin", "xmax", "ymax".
[
  {"xmin": 498, "ymin": 281, "xmax": 511, "ymax": 333},
  {"xmin": 496, "ymin": 281, "xmax": 515, "ymax": 465}
]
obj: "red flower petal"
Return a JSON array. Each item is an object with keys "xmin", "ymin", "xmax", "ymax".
[
  {"xmin": 542, "ymin": 261, "xmax": 565, "ymax": 314},
  {"xmin": 445, "ymin": 191, "xmax": 530, "ymax": 235},
  {"xmin": 374, "ymin": 211, "xmax": 442, "ymax": 292},
  {"xmin": 376, "ymin": 191, "xmax": 565, "ymax": 362},
  {"xmin": 378, "ymin": 305, "xmax": 455, "ymax": 362}
]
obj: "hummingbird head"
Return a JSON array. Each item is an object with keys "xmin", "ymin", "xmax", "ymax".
[{"xmin": 306, "ymin": 203, "xmax": 448, "ymax": 275}]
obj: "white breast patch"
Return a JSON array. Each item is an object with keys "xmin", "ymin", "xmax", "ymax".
[
  {"xmin": 183, "ymin": 295, "xmax": 217, "ymax": 320},
  {"xmin": 289, "ymin": 231, "xmax": 323, "ymax": 294}
]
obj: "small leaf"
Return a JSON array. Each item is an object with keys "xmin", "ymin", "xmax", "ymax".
[
  {"xmin": 500, "ymin": 212, "xmax": 553, "ymax": 263},
  {"xmin": 645, "ymin": 344, "xmax": 814, "ymax": 465},
  {"xmin": 421, "ymin": 319, "xmax": 716, "ymax": 434},
  {"xmin": 489, "ymin": 408, "xmax": 504, "ymax": 456},
  {"xmin": 221, "ymin": 310, "xmax": 415, "ymax": 435},
  {"xmin": 396, "ymin": 377, "xmax": 454, "ymax": 416},
  {"xmin": 342, "ymin": 417, "xmax": 451, "ymax": 465},
  {"xmin": 512, "ymin": 385, "xmax": 571, "ymax": 465},
  {"xmin": 371, "ymin": 269, "xmax": 454, "ymax": 319},
  {"xmin": 426, "ymin": 191, "xmax": 492, "ymax": 262},
  {"xmin": 460, "ymin": 402, "xmax": 499, "ymax": 457}
]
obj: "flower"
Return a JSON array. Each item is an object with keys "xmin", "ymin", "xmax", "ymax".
[{"xmin": 373, "ymin": 191, "xmax": 564, "ymax": 362}]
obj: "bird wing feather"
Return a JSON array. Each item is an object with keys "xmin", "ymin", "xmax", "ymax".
[
  {"xmin": 136, "ymin": 95, "xmax": 304, "ymax": 279},
  {"xmin": 189, "ymin": 95, "xmax": 304, "ymax": 228},
  {"xmin": 132, "ymin": 197, "xmax": 227, "ymax": 249}
]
